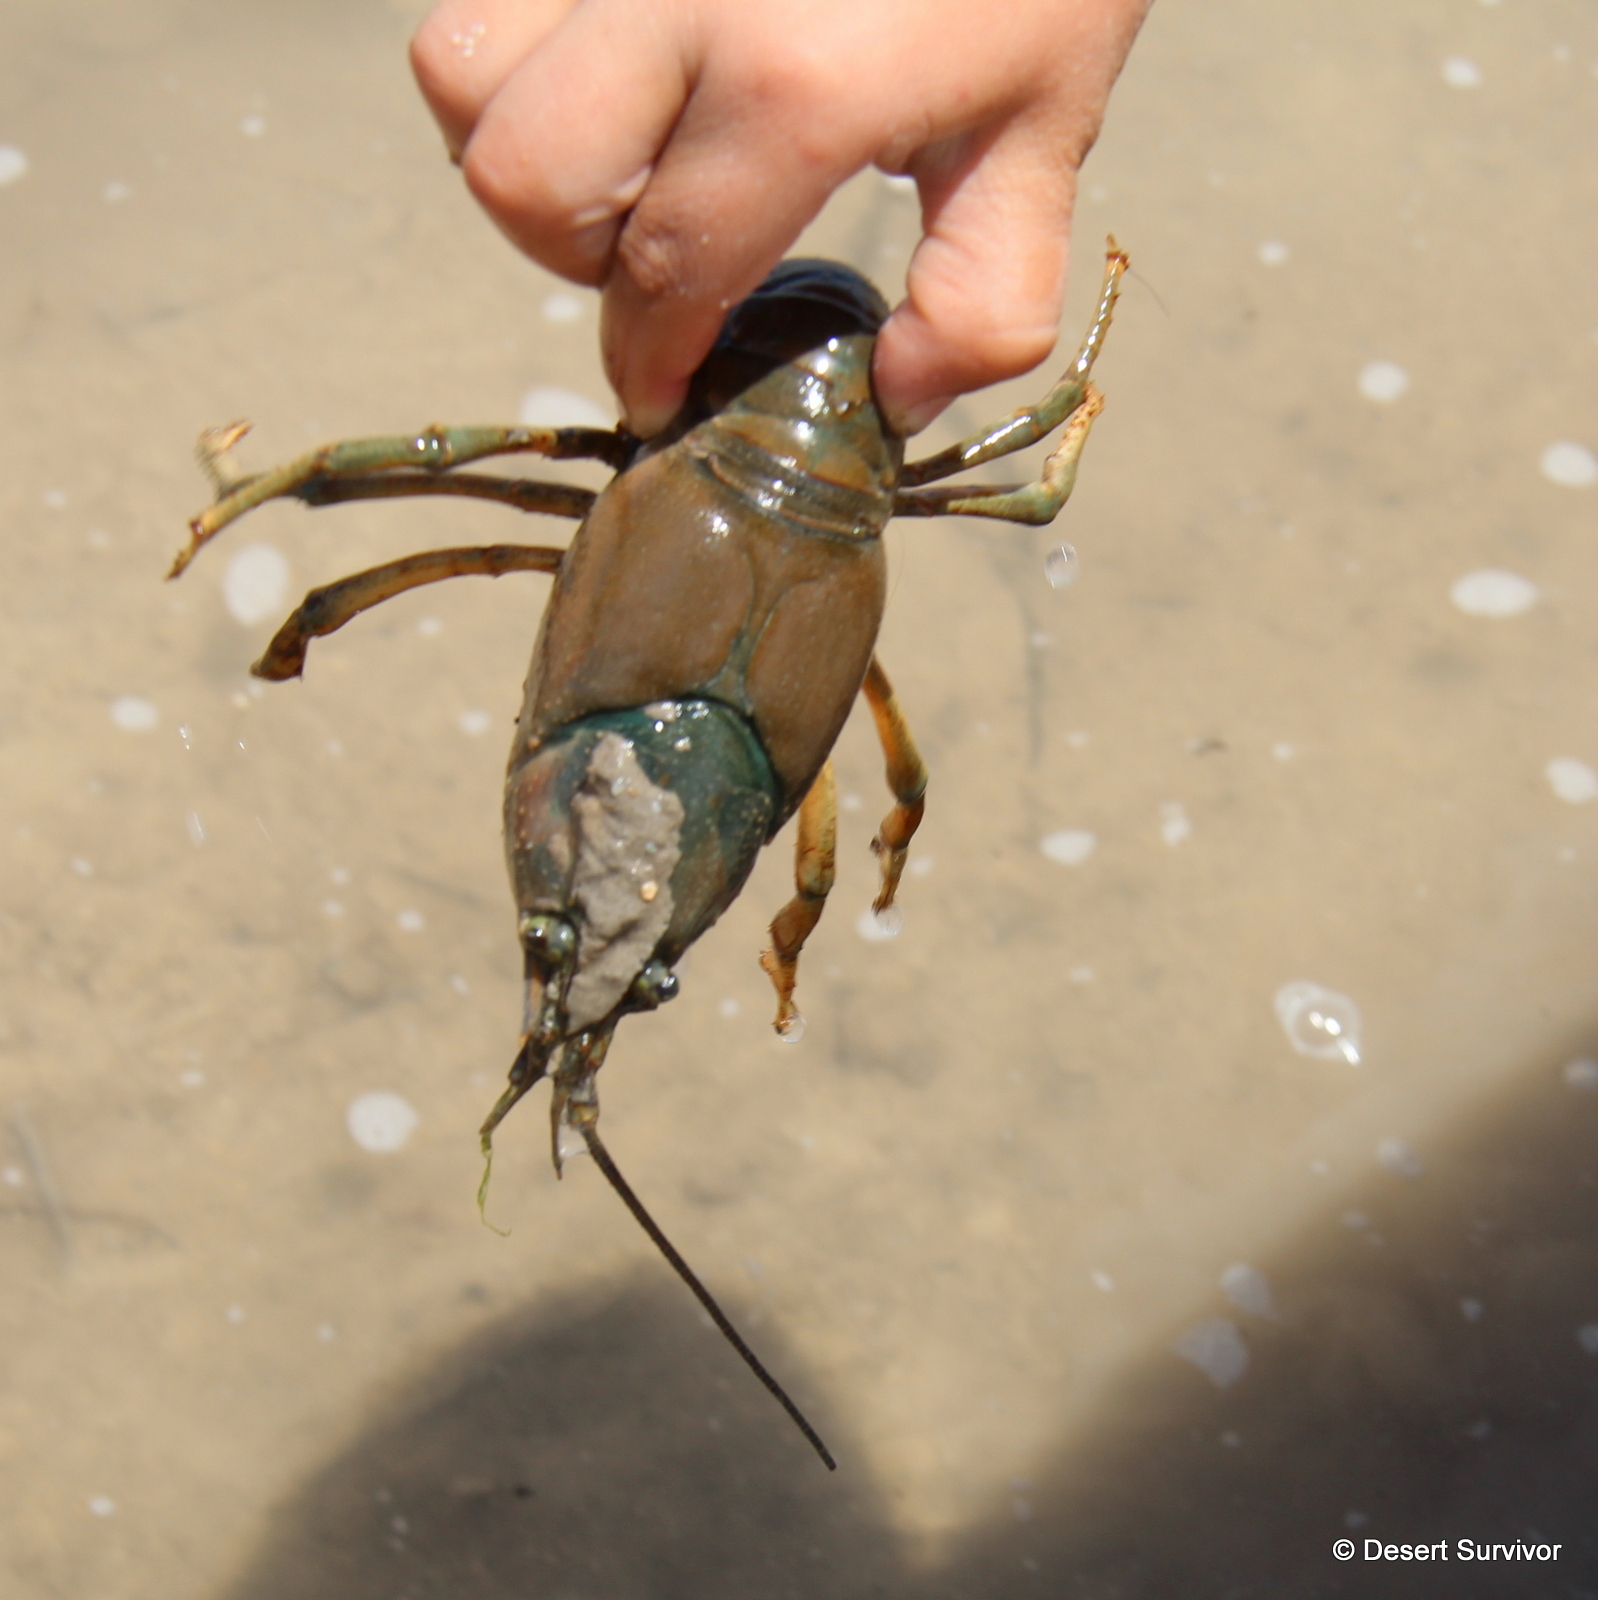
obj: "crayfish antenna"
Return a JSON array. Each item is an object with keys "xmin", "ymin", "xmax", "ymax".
[
  {"xmin": 475, "ymin": 1034, "xmax": 549, "ymax": 1232},
  {"xmin": 580, "ymin": 1122, "xmax": 837, "ymax": 1472}
]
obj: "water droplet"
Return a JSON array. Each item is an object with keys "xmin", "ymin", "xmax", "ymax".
[
  {"xmin": 1257, "ymin": 240, "xmax": 1290, "ymax": 267},
  {"xmin": 1577, "ymin": 1324, "xmax": 1598, "ymax": 1356},
  {"xmin": 1272, "ymin": 742, "xmax": 1295, "ymax": 761},
  {"xmin": 1090, "ymin": 1269, "xmax": 1114, "ymax": 1292},
  {"xmin": 555, "ymin": 1120, "xmax": 590, "ymax": 1162},
  {"xmin": 316, "ymin": 1322, "xmax": 337, "ymax": 1343},
  {"xmin": 1541, "ymin": 440, "xmax": 1598, "ymax": 487},
  {"xmin": 1450, "ymin": 569, "xmax": 1538, "ymax": 617},
  {"xmin": 1173, "ymin": 1318, "xmax": 1249, "ymax": 1388},
  {"xmin": 717, "ymin": 997, "xmax": 741, "ymax": 1019},
  {"xmin": 1563, "ymin": 1057, "xmax": 1598, "ymax": 1090},
  {"xmin": 451, "ymin": 21, "xmax": 486, "ymax": 56},
  {"xmin": 416, "ymin": 615, "xmax": 442, "ymax": 637},
  {"xmin": 347, "ymin": 1091, "xmax": 418, "ymax": 1153},
  {"xmin": 458, "ymin": 709, "xmax": 492, "ymax": 736},
  {"xmin": 1220, "ymin": 1262, "xmax": 1276, "ymax": 1319},
  {"xmin": 110, "ymin": 695, "xmax": 158, "ymax": 732},
  {"xmin": 70, "ymin": 858, "xmax": 93, "ymax": 878},
  {"xmin": 1546, "ymin": 757, "xmax": 1598, "ymax": 804},
  {"xmin": 1160, "ymin": 801, "xmax": 1191, "ymax": 847},
  {"xmin": 396, "ymin": 909, "xmax": 425, "ymax": 933},
  {"xmin": 239, "ymin": 113, "xmax": 267, "ymax": 137},
  {"xmin": 322, "ymin": 900, "xmax": 344, "ymax": 917},
  {"xmin": 103, "ymin": 180, "xmax": 131, "ymax": 203},
  {"xmin": 179, "ymin": 1068, "xmax": 205, "ymax": 1088},
  {"xmin": 223, "ymin": 543, "xmax": 289, "ymax": 625},
  {"xmin": 1377, "ymin": 1136, "xmax": 1425, "ymax": 1179},
  {"xmin": 87, "ymin": 1495, "xmax": 116, "ymax": 1518},
  {"xmin": 1358, "ymin": 360, "xmax": 1410, "ymax": 404},
  {"xmin": 856, "ymin": 904, "xmax": 901, "ymax": 942},
  {"xmin": 330, "ymin": 866, "xmax": 351, "ymax": 886},
  {"xmin": 1274, "ymin": 980, "xmax": 1363, "ymax": 1063},
  {"xmin": 42, "ymin": 488, "xmax": 66, "ymax": 509},
  {"xmin": 186, "ymin": 811, "xmax": 206, "ymax": 846},
  {"xmin": 449, "ymin": 973, "xmax": 469, "ymax": 995},
  {"xmin": 1044, "ymin": 543, "xmax": 1078, "ymax": 588},
  {"xmin": 776, "ymin": 1009, "xmax": 806, "ymax": 1043},
  {"xmin": 541, "ymin": 292, "xmax": 583, "ymax": 324},
  {"xmin": 0, "ymin": 145, "xmax": 28, "ymax": 187},
  {"xmin": 1460, "ymin": 1297, "xmax": 1484, "ymax": 1322},
  {"xmin": 1, "ymin": 1166, "xmax": 22, "ymax": 1187},
  {"xmin": 1442, "ymin": 56, "xmax": 1483, "ymax": 88},
  {"xmin": 1041, "ymin": 829, "xmax": 1097, "ymax": 866},
  {"xmin": 517, "ymin": 386, "xmax": 612, "ymax": 429}
]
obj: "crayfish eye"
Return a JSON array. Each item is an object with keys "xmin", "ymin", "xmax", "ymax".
[
  {"xmin": 518, "ymin": 911, "xmax": 577, "ymax": 970},
  {"xmin": 627, "ymin": 960, "xmax": 680, "ymax": 1011}
]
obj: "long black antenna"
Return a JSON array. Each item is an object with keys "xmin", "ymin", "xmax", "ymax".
[{"xmin": 581, "ymin": 1123, "xmax": 837, "ymax": 1471}]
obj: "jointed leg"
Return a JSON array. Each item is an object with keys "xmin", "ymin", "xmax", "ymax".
[
  {"xmin": 760, "ymin": 761, "xmax": 837, "ymax": 1038},
  {"xmin": 254, "ymin": 543, "xmax": 565, "ymax": 680},
  {"xmin": 861, "ymin": 658, "xmax": 927, "ymax": 913},
  {"xmin": 899, "ymin": 238, "xmax": 1127, "ymax": 488},
  {"xmin": 174, "ymin": 418, "xmax": 632, "ymax": 576},
  {"xmin": 892, "ymin": 384, "xmax": 1104, "ymax": 526}
]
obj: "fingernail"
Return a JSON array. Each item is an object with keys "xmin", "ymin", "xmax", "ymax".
[
  {"xmin": 889, "ymin": 394, "xmax": 954, "ymax": 438},
  {"xmin": 622, "ymin": 393, "xmax": 680, "ymax": 440}
]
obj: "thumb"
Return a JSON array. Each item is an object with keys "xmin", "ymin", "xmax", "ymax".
[{"xmin": 873, "ymin": 121, "xmax": 1078, "ymax": 436}]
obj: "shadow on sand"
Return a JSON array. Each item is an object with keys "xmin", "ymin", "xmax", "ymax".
[{"xmin": 223, "ymin": 1042, "xmax": 1598, "ymax": 1600}]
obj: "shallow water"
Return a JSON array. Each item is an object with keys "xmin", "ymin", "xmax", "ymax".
[{"xmin": 3, "ymin": 1, "xmax": 1597, "ymax": 1596}]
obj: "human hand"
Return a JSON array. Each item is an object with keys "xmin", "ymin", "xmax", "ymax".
[{"xmin": 412, "ymin": 0, "xmax": 1150, "ymax": 438}]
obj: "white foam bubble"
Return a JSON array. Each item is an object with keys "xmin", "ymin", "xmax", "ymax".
[
  {"xmin": 856, "ymin": 904, "xmax": 902, "ymax": 942},
  {"xmin": 225, "ymin": 1304, "xmax": 245, "ymax": 1324},
  {"xmin": 240, "ymin": 114, "xmax": 266, "ymax": 138},
  {"xmin": 1442, "ymin": 56, "xmax": 1483, "ymax": 88},
  {"xmin": 0, "ymin": 146, "xmax": 27, "ymax": 187},
  {"xmin": 1578, "ymin": 1324, "xmax": 1598, "ymax": 1356},
  {"xmin": 1358, "ymin": 360, "xmax": 1410, "ymax": 404},
  {"xmin": 1090, "ymin": 1269, "xmax": 1114, "ymax": 1292},
  {"xmin": 1258, "ymin": 240, "xmax": 1290, "ymax": 267},
  {"xmin": 1450, "ymin": 569, "xmax": 1538, "ymax": 617},
  {"xmin": 1460, "ymin": 1297, "xmax": 1484, "ymax": 1322},
  {"xmin": 103, "ymin": 180, "xmax": 131, "ymax": 203},
  {"xmin": 87, "ymin": 1495, "xmax": 116, "ymax": 1518},
  {"xmin": 541, "ymin": 292, "xmax": 584, "ymax": 324},
  {"xmin": 1377, "ymin": 1136, "xmax": 1425, "ymax": 1179},
  {"xmin": 517, "ymin": 386, "xmax": 613, "ymax": 429},
  {"xmin": 1160, "ymin": 801, "xmax": 1191, "ymax": 847},
  {"xmin": 718, "ymin": 997, "xmax": 741, "ymax": 1019},
  {"xmin": 223, "ymin": 543, "xmax": 290, "ymax": 625},
  {"xmin": 1546, "ymin": 757, "xmax": 1598, "ymax": 804},
  {"xmin": 1173, "ymin": 1318, "xmax": 1249, "ymax": 1387},
  {"xmin": 1541, "ymin": 441, "xmax": 1598, "ymax": 487},
  {"xmin": 110, "ymin": 695, "xmax": 159, "ymax": 732},
  {"xmin": 347, "ymin": 1090, "xmax": 419, "ymax": 1153},
  {"xmin": 1220, "ymin": 1262, "xmax": 1277, "ymax": 1319},
  {"xmin": 1275, "ymin": 980, "xmax": 1362, "ymax": 1063},
  {"xmin": 1563, "ymin": 1057, "xmax": 1598, "ymax": 1090},
  {"xmin": 458, "ymin": 709, "xmax": 492, "ymax": 736},
  {"xmin": 1272, "ymin": 742, "xmax": 1295, "ymax": 761},
  {"xmin": 396, "ymin": 909, "xmax": 425, "ymax": 933},
  {"xmin": 1041, "ymin": 829, "xmax": 1097, "ymax": 866}
]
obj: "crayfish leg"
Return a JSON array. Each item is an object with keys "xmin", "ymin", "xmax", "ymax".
[
  {"xmin": 760, "ymin": 760, "xmax": 837, "ymax": 1041},
  {"xmin": 860, "ymin": 657, "xmax": 927, "ymax": 915}
]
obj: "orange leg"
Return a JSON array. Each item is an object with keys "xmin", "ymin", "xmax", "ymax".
[
  {"xmin": 861, "ymin": 657, "xmax": 927, "ymax": 914},
  {"xmin": 760, "ymin": 761, "xmax": 837, "ymax": 1038}
]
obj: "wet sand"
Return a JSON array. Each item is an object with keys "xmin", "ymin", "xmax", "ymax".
[{"xmin": 3, "ymin": 1, "xmax": 1598, "ymax": 1595}]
